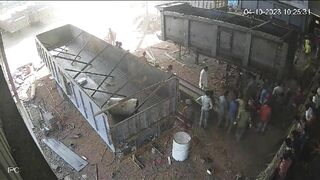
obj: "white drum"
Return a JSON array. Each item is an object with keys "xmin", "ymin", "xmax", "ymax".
[{"xmin": 172, "ymin": 131, "xmax": 191, "ymax": 161}]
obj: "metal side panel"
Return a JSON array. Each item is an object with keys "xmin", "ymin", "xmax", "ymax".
[{"xmin": 42, "ymin": 138, "xmax": 88, "ymax": 172}]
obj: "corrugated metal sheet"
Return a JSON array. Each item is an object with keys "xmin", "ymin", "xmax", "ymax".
[
  {"xmin": 42, "ymin": 138, "xmax": 88, "ymax": 172},
  {"xmin": 158, "ymin": 1, "xmax": 227, "ymax": 9}
]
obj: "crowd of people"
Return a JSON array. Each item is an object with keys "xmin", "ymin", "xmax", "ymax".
[
  {"xmin": 184, "ymin": 66, "xmax": 313, "ymax": 143},
  {"xmin": 191, "ymin": 65, "xmax": 320, "ymax": 179},
  {"xmin": 272, "ymin": 81, "xmax": 320, "ymax": 179}
]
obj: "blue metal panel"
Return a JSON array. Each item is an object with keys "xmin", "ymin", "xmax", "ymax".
[{"xmin": 35, "ymin": 39, "xmax": 115, "ymax": 152}]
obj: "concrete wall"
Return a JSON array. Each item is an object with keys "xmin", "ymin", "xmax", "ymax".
[{"xmin": 158, "ymin": 3, "xmax": 296, "ymax": 79}]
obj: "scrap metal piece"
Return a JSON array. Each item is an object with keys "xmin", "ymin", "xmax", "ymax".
[
  {"xmin": 131, "ymin": 154, "xmax": 144, "ymax": 169},
  {"xmin": 42, "ymin": 138, "xmax": 88, "ymax": 171},
  {"xmin": 151, "ymin": 143, "xmax": 164, "ymax": 156}
]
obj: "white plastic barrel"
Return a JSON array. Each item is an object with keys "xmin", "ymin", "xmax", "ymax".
[{"xmin": 172, "ymin": 131, "xmax": 191, "ymax": 161}]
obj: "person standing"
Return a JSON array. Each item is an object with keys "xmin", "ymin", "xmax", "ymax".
[
  {"xmin": 139, "ymin": 52, "xmax": 148, "ymax": 63},
  {"xmin": 218, "ymin": 90, "xmax": 229, "ymax": 127},
  {"xmin": 107, "ymin": 28, "xmax": 117, "ymax": 45},
  {"xmin": 182, "ymin": 99, "xmax": 194, "ymax": 128},
  {"xmin": 196, "ymin": 91, "xmax": 213, "ymax": 129},
  {"xmin": 236, "ymin": 94, "xmax": 245, "ymax": 115},
  {"xmin": 227, "ymin": 94, "xmax": 238, "ymax": 133},
  {"xmin": 256, "ymin": 102, "xmax": 272, "ymax": 133},
  {"xmin": 235, "ymin": 105, "xmax": 251, "ymax": 141},
  {"xmin": 199, "ymin": 66, "xmax": 209, "ymax": 90}
]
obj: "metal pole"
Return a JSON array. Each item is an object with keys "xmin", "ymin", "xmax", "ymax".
[
  {"xmin": 91, "ymin": 52, "xmax": 129, "ymax": 97},
  {"xmin": 0, "ymin": 33, "xmax": 19, "ymax": 102},
  {"xmin": 73, "ymin": 45, "xmax": 110, "ymax": 79}
]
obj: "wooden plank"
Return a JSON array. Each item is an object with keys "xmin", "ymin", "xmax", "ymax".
[{"xmin": 42, "ymin": 138, "xmax": 88, "ymax": 171}]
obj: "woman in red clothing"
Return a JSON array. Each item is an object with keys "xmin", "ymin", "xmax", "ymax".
[{"xmin": 256, "ymin": 102, "xmax": 272, "ymax": 133}]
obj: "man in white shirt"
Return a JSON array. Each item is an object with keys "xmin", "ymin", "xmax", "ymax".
[
  {"xmin": 272, "ymin": 82, "xmax": 284, "ymax": 95},
  {"xmin": 196, "ymin": 91, "xmax": 213, "ymax": 128},
  {"xmin": 199, "ymin": 66, "xmax": 209, "ymax": 90}
]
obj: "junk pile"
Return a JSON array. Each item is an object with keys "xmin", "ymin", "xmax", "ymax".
[{"xmin": 11, "ymin": 61, "xmax": 45, "ymax": 101}]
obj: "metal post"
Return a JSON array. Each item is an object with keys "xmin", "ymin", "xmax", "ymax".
[
  {"xmin": 195, "ymin": 51, "xmax": 199, "ymax": 65},
  {"xmin": 0, "ymin": 33, "xmax": 19, "ymax": 102}
]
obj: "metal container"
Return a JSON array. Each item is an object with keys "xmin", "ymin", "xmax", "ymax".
[
  {"xmin": 156, "ymin": 3, "xmax": 297, "ymax": 79},
  {"xmin": 172, "ymin": 131, "xmax": 191, "ymax": 161}
]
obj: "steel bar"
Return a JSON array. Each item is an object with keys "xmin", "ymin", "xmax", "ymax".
[
  {"xmin": 129, "ymin": 79, "xmax": 167, "ymax": 116},
  {"xmin": 71, "ymin": 36, "xmax": 91, "ymax": 65},
  {"xmin": 82, "ymin": 87, "xmax": 126, "ymax": 97},
  {"xmin": 64, "ymin": 68, "xmax": 114, "ymax": 78},
  {"xmin": 73, "ymin": 45, "xmax": 109, "ymax": 79},
  {"xmin": 94, "ymin": 78, "xmax": 173, "ymax": 116},
  {"xmin": 56, "ymin": 31, "xmax": 84, "ymax": 57},
  {"xmin": 91, "ymin": 52, "xmax": 129, "ymax": 97},
  {"xmin": 52, "ymin": 49, "xmax": 81, "ymax": 59},
  {"xmin": 53, "ymin": 55, "xmax": 91, "ymax": 65},
  {"xmin": 101, "ymin": 76, "xmax": 135, "ymax": 108},
  {"xmin": 250, "ymin": 21, "xmax": 271, "ymax": 30}
]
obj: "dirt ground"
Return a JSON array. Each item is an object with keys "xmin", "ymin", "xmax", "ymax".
[{"xmin": 24, "ymin": 46, "xmax": 286, "ymax": 180}]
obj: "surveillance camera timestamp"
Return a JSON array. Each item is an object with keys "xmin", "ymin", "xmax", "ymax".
[{"xmin": 243, "ymin": 8, "xmax": 311, "ymax": 16}]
